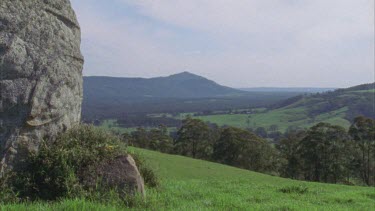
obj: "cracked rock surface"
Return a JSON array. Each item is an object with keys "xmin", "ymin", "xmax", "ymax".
[{"xmin": 0, "ymin": 0, "xmax": 83, "ymax": 174}]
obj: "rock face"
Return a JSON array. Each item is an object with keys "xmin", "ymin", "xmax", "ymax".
[
  {"xmin": 0, "ymin": 0, "xmax": 83, "ymax": 174},
  {"xmin": 83, "ymin": 155, "xmax": 145, "ymax": 196}
]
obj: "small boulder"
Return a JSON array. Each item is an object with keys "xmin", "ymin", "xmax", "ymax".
[{"xmin": 83, "ymin": 155, "xmax": 145, "ymax": 197}]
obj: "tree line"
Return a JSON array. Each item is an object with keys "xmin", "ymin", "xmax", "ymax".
[{"xmin": 122, "ymin": 116, "xmax": 375, "ymax": 186}]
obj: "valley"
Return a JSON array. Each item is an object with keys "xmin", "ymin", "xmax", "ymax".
[{"xmin": 93, "ymin": 77, "xmax": 373, "ymax": 136}]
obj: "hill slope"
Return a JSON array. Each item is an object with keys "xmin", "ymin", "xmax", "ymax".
[
  {"xmin": 240, "ymin": 87, "xmax": 336, "ymax": 93},
  {"xmin": 271, "ymin": 82, "xmax": 375, "ymax": 120},
  {"xmin": 5, "ymin": 147, "xmax": 374, "ymax": 210},
  {"xmin": 130, "ymin": 148, "xmax": 374, "ymax": 210},
  {"xmin": 193, "ymin": 82, "xmax": 375, "ymax": 131}
]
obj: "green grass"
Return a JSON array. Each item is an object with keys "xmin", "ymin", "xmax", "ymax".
[
  {"xmin": 0, "ymin": 199, "xmax": 122, "ymax": 211},
  {"xmin": 99, "ymin": 105, "xmax": 352, "ymax": 134},
  {"xmin": 99, "ymin": 119, "xmax": 177, "ymax": 134},
  {"xmin": 3, "ymin": 147, "xmax": 374, "ymax": 210},
  {"xmin": 99, "ymin": 119, "xmax": 133, "ymax": 133},
  {"xmin": 194, "ymin": 107, "xmax": 351, "ymax": 132},
  {"xmin": 128, "ymin": 148, "xmax": 374, "ymax": 210}
]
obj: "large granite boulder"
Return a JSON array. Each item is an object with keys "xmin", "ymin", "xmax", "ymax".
[{"xmin": 0, "ymin": 0, "xmax": 83, "ymax": 174}]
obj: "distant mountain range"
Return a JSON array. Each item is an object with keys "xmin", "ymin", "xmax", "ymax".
[
  {"xmin": 84, "ymin": 72, "xmax": 245, "ymax": 101},
  {"xmin": 82, "ymin": 72, "xmax": 374, "ymax": 121},
  {"xmin": 84, "ymin": 72, "xmax": 336, "ymax": 102},
  {"xmin": 82, "ymin": 72, "xmax": 303, "ymax": 119},
  {"xmin": 240, "ymin": 87, "xmax": 336, "ymax": 93}
]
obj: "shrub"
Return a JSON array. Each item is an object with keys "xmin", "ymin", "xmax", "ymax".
[
  {"xmin": 131, "ymin": 152, "xmax": 160, "ymax": 188},
  {"xmin": 0, "ymin": 125, "xmax": 154, "ymax": 203},
  {"xmin": 0, "ymin": 173, "xmax": 18, "ymax": 203}
]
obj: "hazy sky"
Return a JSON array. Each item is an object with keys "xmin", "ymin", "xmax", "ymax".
[{"xmin": 70, "ymin": 0, "xmax": 374, "ymax": 88}]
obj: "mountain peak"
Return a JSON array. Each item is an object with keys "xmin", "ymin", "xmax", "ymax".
[
  {"xmin": 84, "ymin": 71, "xmax": 245, "ymax": 102},
  {"xmin": 167, "ymin": 71, "xmax": 204, "ymax": 80},
  {"xmin": 175, "ymin": 71, "xmax": 195, "ymax": 75}
]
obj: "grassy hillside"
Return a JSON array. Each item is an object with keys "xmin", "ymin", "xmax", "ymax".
[
  {"xmin": 98, "ymin": 106, "xmax": 351, "ymax": 134},
  {"xmin": 100, "ymin": 119, "xmax": 177, "ymax": 134},
  {"xmin": 95, "ymin": 83, "xmax": 374, "ymax": 133},
  {"xmin": 83, "ymin": 92, "xmax": 301, "ymax": 121},
  {"xmin": 191, "ymin": 83, "xmax": 374, "ymax": 131},
  {"xmin": 3, "ymin": 147, "xmax": 374, "ymax": 210},
  {"xmin": 195, "ymin": 107, "xmax": 351, "ymax": 132},
  {"xmin": 130, "ymin": 148, "xmax": 374, "ymax": 210},
  {"xmin": 240, "ymin": 87, "xmax": 336, "ymax": 93}
]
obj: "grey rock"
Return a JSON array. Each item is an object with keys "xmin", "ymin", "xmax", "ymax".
[
  {"xmin": 0, "ymin": 0, "xmax": 83, "ymax": 174},
  {"xmin": 82, "ymin": 155, "xmax": 146, "ymax": 197}
]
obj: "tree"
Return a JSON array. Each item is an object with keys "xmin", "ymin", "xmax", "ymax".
[
  {"xmin": 213, "ymin": 127, "xmax": 280, "ymax": 173},
  {"xmin": 174, "ymin": 117, "xmax": 211, "ymax": 159},
  {"xmin": 149, "ymin": 125, "xmax": 173, "ymax": 153},
  {"xmin": 298, "ymin": 123, "xmax": 351, "ymax": 183},
  {"xmin": 207, "ymin": 123, "xmax": 220, "ymax": 160},
  {"xmin": 121, "ymin": 132, "xmax": 133, "ymax": 146},
  {"xmin": 285, "ymin": 125, "xmax": 304, "ymax": 134},
  {"xmin": 255, "ymin": 127, "xmax": 267, "ymax": 138},
  {"xmin": 268, "ymin": 131, "xmax": 283, "ymax": 142},
  {"xmin": 130, "ymin": 127, "xmax": 149, "ymax": 148},
  {"xmin": 349, "ymin": 116, "xmax": 375, "ymax": 185},
  {"xmin": 269, "ymin": 124, "xmax": 278, "ymax": 132},
  {"xmin": 277, "ymin": 130, "xmax": 306, "ymax": 179}
]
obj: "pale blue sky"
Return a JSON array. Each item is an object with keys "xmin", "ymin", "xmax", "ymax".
[{"xmin": 71, "ymin": 0, "xmax": 374, "ymax": 88}]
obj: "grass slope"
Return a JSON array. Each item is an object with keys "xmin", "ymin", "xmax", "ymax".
[
  {"xmin": 100, "ymin": 119, "xmax": 177, "ymax": 134},
  {"xmin": 129, "ymin": 148, "xmax": 374, "ymax": 210},
  {"xmin": 195, "ymin": 107, "xmax": 351, "ymax": 132},
  {"xmin": 99, "ymin": 106, "xmax": 351, "ymax": 134},
  {"xmin": 191, "ymin": 83, "xmax": 375, "ymax": 131},
  {"xmin": 4, "ymin": 148, "xmax": 374, "ymax": 210}
]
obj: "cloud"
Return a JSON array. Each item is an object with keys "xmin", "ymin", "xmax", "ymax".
[
  {"xmin": 122, "ymin": 0, "xmax": 372, "ymax": 38},
  {"xmin": 71, "ymin": 0, "xmax": 374, "ymax": 87}
]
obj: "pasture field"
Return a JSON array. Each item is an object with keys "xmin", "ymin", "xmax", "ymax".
[
  {"xmin": 194, "ymin": 107, "xmax": 351, "ymax": 132},
  {"xmin": 99, "ymin": 106, "xmax": 351, "ymax": 135},
  {"xmin": 2, "ymin": 147, "xmax": 374, "ymax": 210},
  {"xmin": 100, "ymin": 119, "xmax": 177, "ymax": 134},
  {"xmin": 95, "ymin": 84, "xmax": 373, "ymax": 133},
  {"xmin": 99, "ymin": 119, "xmax": 135, "ymax": 133}
]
